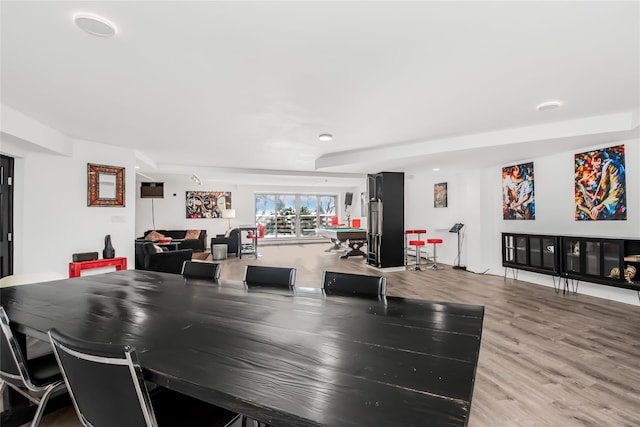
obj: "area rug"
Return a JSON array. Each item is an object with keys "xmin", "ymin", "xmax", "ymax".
[{"xmin": 192, "ymin": 251, "xmax": 211, "ymax": 261}]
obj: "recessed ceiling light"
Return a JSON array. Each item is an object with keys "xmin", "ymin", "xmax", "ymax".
[
  {"xmin": 433, "ymin": 168, "xmax": 440, "ymax": 172},
  {"xmin": 536, "ymin": 101, "xmax": 562, "ymax": 111},
  {"xmin": 73, "ymin": 13, "xmax": 117, "ymax": 37},
  {"xmin": 319, "ymin": 134, "xmax": 333, "ymax": 142}
]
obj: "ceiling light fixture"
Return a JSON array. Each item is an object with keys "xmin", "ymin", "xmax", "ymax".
[
  {"xmin": 73, "ymin": 13, "xmax": 117, "ymax": 37},
  {"xmin": 319, "ymin": 134, "xmax": 333, "ymax": 142},
  {"xmin": 536, "ymin": 101, "xmax": 562, "ymax": 111},
  {"xmin": 433, "ymin": 168, "xmax": 441, "ymax": 172}
]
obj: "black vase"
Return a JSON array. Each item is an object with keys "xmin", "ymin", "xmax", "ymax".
[{"xmin": 103, "ymin": 234, "xmax": 115, "ymax": 259}]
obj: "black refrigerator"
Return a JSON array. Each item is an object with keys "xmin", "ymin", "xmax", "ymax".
[{"xmin": 367, "ymin": 172, "xmax": 404, "ymax": 268}]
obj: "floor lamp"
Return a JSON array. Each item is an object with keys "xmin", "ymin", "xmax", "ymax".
[{"xmin": 222, "ymin": 209, "xmax": 236, "ymax": 230}]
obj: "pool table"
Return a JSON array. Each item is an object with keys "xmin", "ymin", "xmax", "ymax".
[{"xmin": 317, "ymin": 227, "xmax": 367, "ymax": 258}]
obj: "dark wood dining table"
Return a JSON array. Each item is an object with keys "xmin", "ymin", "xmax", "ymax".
[{"xmin": 1, "ymin": 270, "xmax": 484, "ymax": 426}]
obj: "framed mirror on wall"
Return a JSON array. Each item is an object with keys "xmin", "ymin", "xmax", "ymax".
[{"xmin": 87, "ymin": 163, "xmax": 125, "ymax": 207}]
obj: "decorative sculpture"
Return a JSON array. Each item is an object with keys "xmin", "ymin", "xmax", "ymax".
[
  {"xmin": 624, "ymin": 265, "xmax": 637, "ymax": 284},
  {"xmin": 103, "ymin": 235, "xmax": 115, "ymax": 259}
]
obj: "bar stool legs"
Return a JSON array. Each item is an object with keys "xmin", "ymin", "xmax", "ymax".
[
  {"xmin": 427, "ymin": 238, "xmax": 443, "ymax": 270},
  {"xmin": 409, "ymin": 240, "xmax": 425, "ymax": 271}
]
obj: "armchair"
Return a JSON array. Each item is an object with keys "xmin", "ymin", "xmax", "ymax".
[
  {"xmin": 135, "ymin": 242, "xmax": 193, "ymax": 274},
  {"xmin": 210, "ymin": 228, "xmax": 240, "ymax": 257}
]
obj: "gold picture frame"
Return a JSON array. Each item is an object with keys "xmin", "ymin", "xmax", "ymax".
[{"xmin": 87, "ymin": 163, "xmax": 125, "ymax": 207}]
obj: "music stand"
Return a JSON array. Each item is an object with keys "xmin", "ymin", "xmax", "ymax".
[{"xmin": 449, "ymin": 223, "xmax": 466, "ymax": 270}]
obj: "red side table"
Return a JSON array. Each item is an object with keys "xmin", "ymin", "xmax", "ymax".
[{"xmin": 69, "ymin": 257, "xmax": 127, "ymax": 278}]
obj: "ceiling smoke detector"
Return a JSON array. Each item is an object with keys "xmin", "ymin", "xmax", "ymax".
[
  {"xmin": 536, "ymin": 101, "xmax": 562, "ymax": 111},
  {"xmin": 74, "ymin": 13, "xmax": 117, "ymax": 37}
]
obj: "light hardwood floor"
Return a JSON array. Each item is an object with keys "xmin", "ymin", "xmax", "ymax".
[{"xmin": 24, "ymin": 243, "xmax": 640, "ymax": 426}]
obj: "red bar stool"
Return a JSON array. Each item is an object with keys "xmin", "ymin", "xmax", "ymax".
[
  {"xmin": 409, "ymin": 240, "xmax": 426, "ymax": 270},
  {"xmin": 404, "ymin": 230, "xmax": 427, "ymax": 266},
  {"xmin": 427, "ymin": 238, "xmax": 443, "ymax": 270}
]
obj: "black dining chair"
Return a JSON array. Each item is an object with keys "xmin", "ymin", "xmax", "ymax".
[
  {"xmin": 321, "ymin": 271, "xmax": 387, "ymax": 299},
  {"xmin": 48, "ymin": 328, "xmax": 240, "ymax": 427},
  {"xmin": 243, "ymin": 265, "xmax": 296, "ymax": 290},
  {"xmin": 0, "ymin": 306, "xmax": 67, "ymax": 427},
  {"xmin": 181, "ymin": 261, "xmax": 221, "ymax": 281}
]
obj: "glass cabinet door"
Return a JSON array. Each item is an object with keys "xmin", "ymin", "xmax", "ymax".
[
  {"xmin": 542, "ymin": 238, "xmax": 556, "ymax": 269},
  {"xmin": 565, "ymin": 238, "xmax": 581, "ymax": 273},
  {"xmin": 603, "ymin": 242, "xmax": 620, "ymax": 278},
  {"xmin": 529, "ymin": 238, "xmax": 542, "ymax": 267},
  {"xmin": 515, "ymin": 236, "xmax": 527, "ymax": 265},
  {"xmin": 585, "ymin": 241, "xmax": 601, "ymax": 276},
  {"xmin": 504, "ymin": 235, "xmax": 515, "ymax": 263}
]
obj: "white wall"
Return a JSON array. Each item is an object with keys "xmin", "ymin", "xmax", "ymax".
[
  {"xmin": 405, "ymin": 172, "xmax": 464, "ymax": 266},
  {"xmin": 135, "ymin": 180, "xmax": 365, "ymax": 244},
  {"xmin": 406, "ymin": 137, "xmax": 640, "ymax": 305},
  {"xmin": 4, "ymin": 105, "xmax": 637, "ymax": 305},
  {"xmin": 3, "ymin": 137, "xmax": 136, "ymax": 277}
]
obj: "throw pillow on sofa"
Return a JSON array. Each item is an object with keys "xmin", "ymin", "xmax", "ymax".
[
  {"xmin": 185, "ymin": 229, "xmax": 201, "ymax": 240},
  {"xmin": 145, "ymin": 230, "xmax": 165, "ymax": 241}
]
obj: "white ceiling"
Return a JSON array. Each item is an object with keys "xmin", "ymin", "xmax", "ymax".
[{"xmin": 2, "ymin": 1, "xmax": 638, "ymax": 186}]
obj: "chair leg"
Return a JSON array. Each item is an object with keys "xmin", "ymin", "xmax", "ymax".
[
  {"xmin": 31, "ymin": 390, "xmax": 51, "ymax": 427},
  {"xmin": 430, "ymin": 244, "xmax": 442, "ymax": 270},
  {"xmin": 413, "ymin": 246, "xmax": 422, "ymax": 271},
  {"xmin": 0, "ymin": 380, "xmax": 7, "ymax": 411},
  {"xmin": 31, "ymin": 382, "xmax": 64, "ymax": 427}
]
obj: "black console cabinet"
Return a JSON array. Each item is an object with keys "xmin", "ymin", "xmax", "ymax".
[
  {"xmin": 367, "ymin": 172, "xmax": 404, "ymax": 268},
  {"xmin": 502, "ymin": 232, "xmax": 640, "ymax": 291},
  {"xmin": 560, "ymin": 236, "xmax": 640, "ymax": 289},
  {"xmin": 502, "ymin": 233, "xmax": 561, "ymax": 275}
]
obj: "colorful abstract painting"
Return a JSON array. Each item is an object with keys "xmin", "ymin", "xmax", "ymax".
[
  {"xmin": 574, "ymin": 145, "xmax": 626, "ymax": 221},
  {"xmin": 434, "ymin": 182, "xmax": 447, "ymax": 208},
  {"xmin": 186, "ymin": 191, "xmax": 231, "ymax": 219},
  {"xmin": 502, "ymin": 162, "xmax": 535, "ymax": 220}
]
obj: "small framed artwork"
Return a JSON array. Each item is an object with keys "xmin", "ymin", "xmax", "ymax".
[
  {"xmin": 87, "ymin": 163, "xmax": 125, "ymax": 207},
  {"xmin": 434, "ymin": 182, "xmax": 447, "ymax": 208}
]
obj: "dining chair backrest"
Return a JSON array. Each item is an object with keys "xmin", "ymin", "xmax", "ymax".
[
  {"xmin": 2, "ymin": 306, "xmax": 67, "ymax": 427},
  {"xmin": 48, "ymin": 328, "xmax": 157, "ymax": 427},
  {"xmin": 0, "ymin": 306, "xmax": 30, "ymax": 384},
  {"xmin": 321, "ymin": 271, "xmax": 387, "ymax": 299},
  {"xmin": 181, "ymin": 261, "xmax": 221, "ymax": 281},
  {"xmin": 243, "ymin": 265, "xmax": 296, "ymax": 290}
]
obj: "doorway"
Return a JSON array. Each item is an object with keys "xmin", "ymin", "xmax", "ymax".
[{"xmin": 0, "ymin": 155, "xmax": 14, "ymax": 277}]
